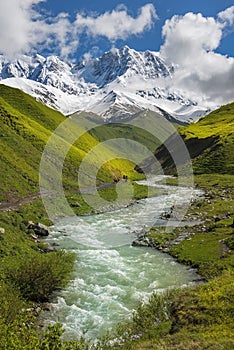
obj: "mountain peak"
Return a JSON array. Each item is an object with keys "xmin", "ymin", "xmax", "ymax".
[
  {"xmin": 73, "ymin": 46, "xmax": 173, "ymax": 87},
  {"xmin": 0, "ymin": 47, "xmax": 211, "ymax": 122}
]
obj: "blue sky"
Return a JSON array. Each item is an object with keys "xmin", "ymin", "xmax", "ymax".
[
  {"xmin": 37, "ymin": 0, "xmax": 234, "ymax": 59},
  {"xmin": 0, "ymin": 1, "xmax": 234, "ymax": 60},
  {"xmin": 0, "ymin": 1, "xmax": 234, "ymax": 105}
]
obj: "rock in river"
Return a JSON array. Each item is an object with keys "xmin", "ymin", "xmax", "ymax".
[{"xmin": 27, "ymin": 221, "xmax": 49, "ymax": 237}]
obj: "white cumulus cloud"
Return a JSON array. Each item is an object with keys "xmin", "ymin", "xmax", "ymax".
[
  {"xmin": 0, "ymin": 2, "xmax": 157, "ymax": 59},
  {"xmin": 0, "ymin": 0, "xmax": 43, "ymax": 58},
  {"xmin": 160, "ymin": 9, "xmax": 234, "ymax": 106},
  {"xmin": 218, "ymin": 6, "xmax": 234, "ymax": 26},
  {"xmin": 0, "ymin": 0, "xmax": 77, "ymax": 59},
  {"xmin": 0, "ymin": 1, "xmax": 233, "ymax": 107},
  {"xmin": 75, "ymin": 4, "xmax": 158, "ymax": 41}
]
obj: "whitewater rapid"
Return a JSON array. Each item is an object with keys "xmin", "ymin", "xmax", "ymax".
[{"xmin": 42, "ymin": 177, "xmax": 201, "ymax": 340}]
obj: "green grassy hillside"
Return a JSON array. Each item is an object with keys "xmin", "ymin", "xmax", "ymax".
[
  {"xmin": 0, "ymin": 84, "xmax": 142, "ymax": 203},
  {"xmin": 80, "ymin": 109, "xmax": 179, "ymax": 155},
  {"xmin": 0, "ymin": 84, "xmax": 90, "ymax": 201},
  {"xmin": 139, "ymin": 102, "xmax": 234, "ymax": 179},
  {"xmin": 122, "ymin": 103, "xmax": 234, "ymax": 350},
  {"xmin": 180, "ymin": 101, "xmax": 234, "ymax": 175},
  {"xmin": 73, "ymin": 109, "xmax": 181, "ymax": 183},
  {"xmin": 0, "ymin": 85, "xmax": 150, "ymax": 348},
  {"xmin": 1, "ymin": 85, "xmax": 233, "ymax": 349}
]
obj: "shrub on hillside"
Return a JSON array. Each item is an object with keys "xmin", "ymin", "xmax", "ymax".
[
  {"xmin": 0, "ymin": 281, "xmax": 25, "ymax": 324},
  {"xmin": 5, "ymin": 250, "xmax": 75, "ymax": 302}
]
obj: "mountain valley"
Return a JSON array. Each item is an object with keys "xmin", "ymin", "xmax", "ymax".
[{"xmin": 0, "ymin": 56, "xmax": 233, "ymax": 349}]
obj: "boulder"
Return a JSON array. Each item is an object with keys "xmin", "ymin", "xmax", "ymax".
[
  {"xmin": 71, "ymin": 202, "xmax": 81, "ymax": 208},
  {"xmin": 27, "ymin": 222, "xmax": 49, "ymax": 237},
  {"xmin": 160, "ymin": 205, "xmax": 175, "ymax": 220},
  {"xmin": 132, "ymin": 239, "xmax": 149, "ymax": 247},
  {"xmin": 132, "ymin": 236, "xmax": 157, "ymax": 248}
]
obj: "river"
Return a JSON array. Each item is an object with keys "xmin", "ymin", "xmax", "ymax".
[{"xmin": 43, "ymin": 177, "xmax": 202, "ymax": 340}]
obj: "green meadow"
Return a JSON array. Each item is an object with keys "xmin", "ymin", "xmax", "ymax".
[{"xmin": 0, "ymin": 84, "xmax": 233, "ymax": 349}]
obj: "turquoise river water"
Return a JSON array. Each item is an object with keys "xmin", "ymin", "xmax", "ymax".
[{"xmin": 43, "ymin": 178, "xmax": 202, "ymax": 340}]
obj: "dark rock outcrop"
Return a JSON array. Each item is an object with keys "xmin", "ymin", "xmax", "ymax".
[
  {"xmin": 71, "ymin": 202, "xmax": 81, "ymax": 208},
  {"xmin": 27, "ymin": 221, "xmax": 49, "ymax": 237}
]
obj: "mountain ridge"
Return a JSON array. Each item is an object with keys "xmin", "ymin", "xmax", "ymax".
[
  {"xmin": 0, "ymin": 46, "xmax": 210, "ymax": 122},
  {"xmin": 137, "ymin": 101, "xmax": 234, "ymax": 176}
]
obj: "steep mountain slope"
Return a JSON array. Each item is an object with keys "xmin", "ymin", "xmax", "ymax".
[
  {"xmin": 0, "ymin": 47, "xmax": 210, "ymax": 122},
  {"xmin": 72, "ymin": 46, "xmax": 173, "ymax": 86},
  {"xmin": 0, "ymin": 85, "xmax": 140, "ymax": 203},
  {"xmin": 73, "ymin": 108, "xmax": 181, "ymax": 153},
  {"xmin": 130, "ymin": 103, "xmax": 234, "ymax": 350},
  {"xmin": 180, "ymin": 102, "xmax": 234, "ymax": 175},
  {"xmin": 139, "ymin": 102, "xmax": 234, "ymax": 176}
]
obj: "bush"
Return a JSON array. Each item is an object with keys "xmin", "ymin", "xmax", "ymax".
[
  {"xmin": 40, "ymin": 324, "xmax": 90, "ymax": 350},
  {"xmin": 226, "ymin": 234, "xmax": 234, "ymax": 250},
  {"xmin": 0, "ymin": 318, "xmax": 40, "ymax": 350},
  {"xmin": 95, "ymin": 290, "xmax": 178, "ymax": 349},
  {"xmin": 0, "ymin": 281, "xmax": 25, "ymax": 324},
  {"xmin": 5, "ymin": 250, "xmax": 75, "ymax": 302}
]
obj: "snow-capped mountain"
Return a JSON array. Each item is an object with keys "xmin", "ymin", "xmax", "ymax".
[
  {"xmin": 72, "ymin": 46, "xmax": 173, "ymax": 86},
  {"xmin": 0, "ymin": 46, "xmax": 211, "ymax": 122}
]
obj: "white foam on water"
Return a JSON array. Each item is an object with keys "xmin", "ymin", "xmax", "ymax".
[{"xmin": 43, "ymin": 177, "xmax": 201, "ymax": 340}]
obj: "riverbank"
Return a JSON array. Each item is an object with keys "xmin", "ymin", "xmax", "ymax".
[
  {"xmin": 0, "ymin": 180, "xmax": 165, "ymax": 348},
  {"xmin": 0, "ymin": 176, "xmax": 233, "ymax": 349},
  {"xmin": 38, "ymin": 175, "xmax": 234, "ymax": 349},
  {"xmin": 115, "ymin": 174, "xmax": 234, "ymax": 350},
  {"xmin": 41, "ymin": 180, "xmax": 200, "ymax": 341},
  {"xmin": 133, "ymin": 175, "xmax": 234, "ymax": 280}
]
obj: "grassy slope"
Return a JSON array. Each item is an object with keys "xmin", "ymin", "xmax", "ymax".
[
  {"xmin": 180, "ymin": 101, "xmax": 234, "ymax": 175},
  {"xmin": 0, "ymin": 85, "xmax": 151, "ymax": 348},
  {"xmin": 128, "ymin": 103, "xmax": 234, "ymax": 350},
  {"xmin": 0, "ymin": 85, "xmax": 143, "ymax": 203},
  {"xmin": 141, "ymin": 101, "xmax": 234, "ymax": 180},
  {"xmin": 74, "ymin": 109, "xmax": 181, "ymax": 165},
  {"xmin": 0, "ymin": 84, "xmax": 89, "ymax": 200},
  {"xmin": 1, "ymin": 85, "xmax": 233, "ymax": 349}
]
